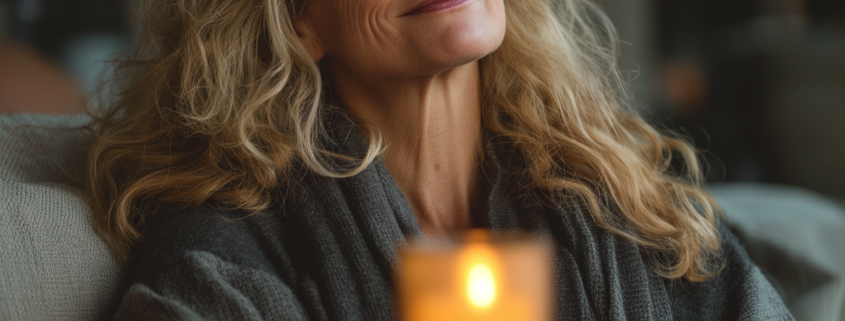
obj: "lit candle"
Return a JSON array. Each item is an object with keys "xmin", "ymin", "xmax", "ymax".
[{"xmin": 397, "ymin": 230, "xmax": 552, "ymax": 321}]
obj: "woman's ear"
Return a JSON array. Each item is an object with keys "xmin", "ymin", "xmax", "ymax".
[{"xmin": 295, "ymin": 16, "xmax": 327, "ymax": 62}]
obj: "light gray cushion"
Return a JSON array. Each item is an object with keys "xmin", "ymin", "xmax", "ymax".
[{"xmin": 0, "ymin": 114, "xmax": 123, "ymax": 320}]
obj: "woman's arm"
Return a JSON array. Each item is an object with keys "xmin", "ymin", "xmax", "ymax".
[{"xmin": 116, "ymin": 251, "xmax": 307, "ymax": 320}]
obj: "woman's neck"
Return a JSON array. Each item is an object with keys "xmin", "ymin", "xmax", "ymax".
[{"xmin": 325, "ymin": 60, "xmax": 485, "ymax": 237}]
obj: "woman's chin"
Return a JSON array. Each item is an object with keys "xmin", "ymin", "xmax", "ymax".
[
  {"xmin": 411, "ymin": 23, "xmax": 504, "ymax": 74},
  {"xmin": 425, "ymin": 31, "xmax": 504, "ymax": 72}
]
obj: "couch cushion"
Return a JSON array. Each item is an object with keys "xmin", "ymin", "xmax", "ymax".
[
  {"xmin": 0, "ymin": 114, "xmax": 91, "ymax": 184},
  {"xmin": 0, "ymin": 114, "xmax": 123, "ymax": 320}
]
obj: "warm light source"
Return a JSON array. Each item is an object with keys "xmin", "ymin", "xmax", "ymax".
[
  {"xmin": 397, "ymin": 230, "xmax": 552, "ymax": 321},
  {"xmin": 467, "ymin": 264, "xmax": 495, "ymax": 307}
]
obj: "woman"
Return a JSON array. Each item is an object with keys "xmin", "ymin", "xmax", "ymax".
[{"xmin": 86, "ymin": 0, "xmax": 793, "ymax": 319}]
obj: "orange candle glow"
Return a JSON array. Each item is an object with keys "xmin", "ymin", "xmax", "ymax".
[{"xmin": 397, "ymin": 230, "xmax": 552, "ymax": 321}]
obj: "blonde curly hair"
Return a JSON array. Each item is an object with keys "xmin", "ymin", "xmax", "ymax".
[{"xmin": 85, "ymin": 0, "xmax": 722, "ymax": 281}]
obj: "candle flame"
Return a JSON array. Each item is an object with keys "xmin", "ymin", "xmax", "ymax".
[{"xmin": 467, "ymin": 264, "xmax": 496, "ymax": 307}]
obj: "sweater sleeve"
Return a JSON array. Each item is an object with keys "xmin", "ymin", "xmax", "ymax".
[{"xmin": 113, "ymin": 205, "xmax": 309, "ymax": 321}]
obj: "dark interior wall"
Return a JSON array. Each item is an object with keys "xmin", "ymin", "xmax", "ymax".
[
  {"xmin": 601, "ymin": 0, "xmax": 845, "ymax": 198},
  {"xmin": 3, "ymin": 0, "xmax": 130, "ymax": 55},
  {"xmin": 671, "ymin": 0, "xmax": 844, "ymax": 196}
]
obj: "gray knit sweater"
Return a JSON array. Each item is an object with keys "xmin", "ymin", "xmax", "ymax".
[{"xmin": 114, "ymin": 112, "xmax": 794, "ymax": 320}]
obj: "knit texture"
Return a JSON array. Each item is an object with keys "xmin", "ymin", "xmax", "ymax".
[
  {"xmin": 0, "ymin": 114, "xmax": 124, "ymax": 321},
  {"xmin": 115, "ymin": 111, "xmax": 794, "ymax": 320}
]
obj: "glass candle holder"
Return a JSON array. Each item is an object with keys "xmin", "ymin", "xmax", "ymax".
[{"xmin": 397, "ymin": 230, "xmax": 553, "ymax": 321}]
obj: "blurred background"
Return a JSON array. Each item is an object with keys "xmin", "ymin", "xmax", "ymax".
[
  {"xmin": 0, "ymin": 0, "xmax": 843, "ymax": 200},
  {"xmin": 598, "ymin": 0, "xmax": 845, "ymax": 207},
  {"xmin": 0, "ymin": 0, "xmax": 132, "ymax": 114}
]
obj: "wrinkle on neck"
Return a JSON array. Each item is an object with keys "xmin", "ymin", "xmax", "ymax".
[{"xmin": 324, "ymin": 59, "xmax": 486, "ymax": 237}]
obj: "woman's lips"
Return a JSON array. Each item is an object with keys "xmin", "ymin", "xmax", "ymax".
[{"xmin": 403, "ymin": 0, "xmax": 472, "ymax": 16}]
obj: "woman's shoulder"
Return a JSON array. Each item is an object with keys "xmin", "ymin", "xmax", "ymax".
[
  {"xmin": 116, "ymin": 204, "xmax": 311, "ymax": 319},
  {"xmin": 131, "ymin": 203, "xmax": 289, "ymax": 284},
  {"xmin": 664, "ymin": 221, "xmax": 793, "ymax": 320}
]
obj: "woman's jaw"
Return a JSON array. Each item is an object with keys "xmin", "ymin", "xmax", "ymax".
[{"xmin": 297, "ymin": 0, "xmax": 506, "ymax": 82}]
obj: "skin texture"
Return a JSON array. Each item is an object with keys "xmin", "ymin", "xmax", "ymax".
[{"xmin": 297, "ymin": 0, "xmax": 506, "ymax": 237}]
